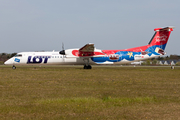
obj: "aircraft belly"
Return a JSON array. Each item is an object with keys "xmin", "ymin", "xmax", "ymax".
[
  {"xmin": 47, "ymin": 57, "xmax": 84, "ymax": 65},
  {"xmin": 47, "ymin": 58, "xmax": 64, "ymax": 65}
]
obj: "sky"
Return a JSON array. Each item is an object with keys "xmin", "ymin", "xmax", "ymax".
[{"xmin": 0, "ymin": 0, "xmax": 179, "ymax": 55}]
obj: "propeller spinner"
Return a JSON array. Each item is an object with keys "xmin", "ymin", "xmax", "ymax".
[{"xmin": 59, "ymin": 43, "xmax": 65, "ymax": 55}]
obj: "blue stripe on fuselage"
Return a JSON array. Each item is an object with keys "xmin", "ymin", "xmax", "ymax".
[
  {"xmin": 91, "ymin": 45, "xmax": 164, "ymax": 63},
  {"xmin": 91, "ymin": 51, "xmax": 142, "ymax": 63}
]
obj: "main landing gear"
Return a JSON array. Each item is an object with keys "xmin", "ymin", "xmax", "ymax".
[
  {"xmin": 12, "ymin": 65, "xmax": 16, "ymax": 70},
  {"xmin": 83, "ymin": 58, "xmax": 92, "ymax": 69},
  {"xmin": 84, "ymin": 65, "xmax": 92, "ymax": 69}
]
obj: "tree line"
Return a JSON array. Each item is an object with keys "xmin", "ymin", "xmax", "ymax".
[{"xmin": 0, "ymin": 53, "xmax": 17, "ymax": 63}]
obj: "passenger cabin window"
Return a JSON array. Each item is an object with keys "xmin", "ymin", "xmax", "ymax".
[{"xmin": 15, "ymin": 54, "xmax": 22, "ymax": 57}]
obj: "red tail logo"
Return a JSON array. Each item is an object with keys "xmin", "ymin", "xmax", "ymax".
[
  {"xmin": 154, "ymin": 33, "xmax": 168, "ymax": 44},
  {"xmin": 149, "ymin": 27, "xmax": 173, "ymax": 46}
]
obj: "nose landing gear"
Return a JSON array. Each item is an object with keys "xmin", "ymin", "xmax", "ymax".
[{"xmin": 12, "ymin": 65, "xmax": 16, "ymax": 70}]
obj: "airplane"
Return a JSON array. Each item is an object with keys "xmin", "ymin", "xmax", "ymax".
[{"xmin": 4, "ymin": 26, "xmax": 174, "ymax": 69}]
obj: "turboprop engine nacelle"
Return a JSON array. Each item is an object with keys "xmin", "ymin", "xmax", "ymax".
[
  {"xmin": 60, "ymin": 49, "xmax": 78, "ymax": 57},
  {"xmin": 59, "ymin": 50, "xmax": 65, "ymax": 55}
]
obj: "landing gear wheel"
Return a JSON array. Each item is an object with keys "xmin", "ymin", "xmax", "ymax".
[
  {"xmin": 83, "ymin": 65, "xmax": 92, "ymax": 69},
  {"xmin": 88, "ymin": 65, "xmax": 92, "ymax": 69},
  {"xmin": 12, "ymin": 65, "xmax": 16, "ymax": 70},
  {"xmin": 84, "ymin": 65, "xmax": 87, "ymax": 69}
]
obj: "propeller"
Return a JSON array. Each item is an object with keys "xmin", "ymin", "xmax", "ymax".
[
  {"xmin": 59, "ymin": 42, "xmax": 65, "ymax": 55},
  {"xmin": 62, "ymin": 42, "xmax": 64, "ymax": 50}
]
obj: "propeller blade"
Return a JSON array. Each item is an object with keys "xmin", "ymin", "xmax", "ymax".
[
  {"xmin": 62, "ymin": 42, "xmax": 64, "ymax": 50},
  {"xmin": 59, "ymin": 42, "xmax": 65, "ymax": 55}
]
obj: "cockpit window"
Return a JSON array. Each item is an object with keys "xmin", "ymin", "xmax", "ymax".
[{"xmin": 15, "ymin": 54, "xmax": 22, "ymax": 57}]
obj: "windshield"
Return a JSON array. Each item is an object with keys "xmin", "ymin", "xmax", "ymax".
[{"xmin": 15, "ymin": 54, "xmax": 22, "ymax": 57}]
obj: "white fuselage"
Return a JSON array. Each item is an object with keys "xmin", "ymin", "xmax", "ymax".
[
  {"xmin": 4, "ymin": 50, "xmax": 162, "ymax": 66},
  {"xmin": 4, "ymin": 51, "xmax": 94, "ymax": 65}
]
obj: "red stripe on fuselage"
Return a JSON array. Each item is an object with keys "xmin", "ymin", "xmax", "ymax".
[
  {"xmin": 102, "ymin": 45, "xmax": 150, "ymax": 55},
  {"xmin": 72, "ymin": 45, "xmax": 150, "ymax": 56},
  {"xmin": 72, "ymin": 50, "xmax": 105, "ymax": 57}
]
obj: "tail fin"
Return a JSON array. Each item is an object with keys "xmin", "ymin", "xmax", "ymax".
[{"xmin": 148, "ymin": 27, "xmax": 174, "ymax": 50}]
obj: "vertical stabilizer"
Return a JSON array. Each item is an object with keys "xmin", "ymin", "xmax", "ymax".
[{"xmin": 148, "ymin": 27, "xmax": 174, "ymax": 50}]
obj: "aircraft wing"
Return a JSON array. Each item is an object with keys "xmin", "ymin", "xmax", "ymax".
[
  {"xmin": 77, "ymin": 43, "xmax": 105, "ymax": 57},
  {"xmin": 79, "ymin": 43, "xmax": 95, "ymax": 52}
]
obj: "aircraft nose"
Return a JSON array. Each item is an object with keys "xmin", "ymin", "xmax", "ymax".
[{"xmin": 4, "ymin": 59, "xmax": 13, "ymax": 65}]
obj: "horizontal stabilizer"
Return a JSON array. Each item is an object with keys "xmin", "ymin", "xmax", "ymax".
[{"xmin": 154, "ymin": 26, "xmax": 174, "ymax": 31}]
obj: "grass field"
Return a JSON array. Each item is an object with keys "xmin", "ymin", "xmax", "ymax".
[{"xmin": 0, "ymin": 65, "xmax": 180, "ymax": 120}]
